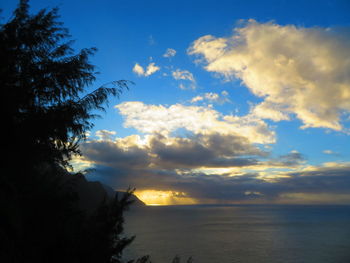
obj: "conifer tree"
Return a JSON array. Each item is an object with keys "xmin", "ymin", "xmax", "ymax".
[
  {"xmin": 0, "ymin": 1, "xmax": 134, "ymax": 262},
  {"xmin": 1, "ymin": 0, "xmax": 129, "ymax": 170}
]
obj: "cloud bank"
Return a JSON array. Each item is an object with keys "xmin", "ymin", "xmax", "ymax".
[
  {"xmin": 79, "ymin": 134, "xmax": 350, "ymax": 204},
  {"xmin": 71, "ymin": 100, "xmax": 350, "ymax": 204}
]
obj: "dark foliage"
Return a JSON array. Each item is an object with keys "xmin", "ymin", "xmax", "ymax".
[
  {"xmin": 0, "ymin": 1, "xmax": 135, "ymax": 262},
  {"xmin": 0, "ymin": 0, "xmax": 131, "ymax": 169}
]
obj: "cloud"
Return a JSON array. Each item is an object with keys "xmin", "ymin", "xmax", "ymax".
[
  {"xmin": 145, "ymin": 62, "xmax": 160, "ymax": 76},
  {"xmin": 172, "ymin": 69, "xmax": 195, "ymax": 82},
  {"xmin": 267, "ymin": 150, "xmax": 306, "ymax": 167},
  {"xmin": 132, "ymin": 62, "xmax": 160, "ymax": 77},
  {"xmin": 171, "ymin": 69, "xmax": 196, "ymax": 89},
  {"xmin": 250, "ymin": 100, "xmax": 290, "ymax": 122},
  {"xmin": 74, "ymin": 100, "xmax": 350, "ymax": 204},
  {"xmin": 163, "ymin": 48, "xmax": 176, "ymax": 58},
  {"xmin": 81, "ymin": 135, "xmax": 151, "ymax": 170},
  {"xmin": 95, "ymin": 130, "xmax": 116, "ymax": 141},
  {"xmin": 80, "ymin": 132, "xmax": 264, "ymax": 171},
  {"xmin": 323, "ymin": 150, "xmax": 340, "ymax": 156},
  {"xmin": 191, "ymin": 91, "xmax": 230, "ymax": 104},
  {"xmin": 80, "ymin": 142, "xmax": 350, "ymax": 204},
  {"xmin": 132, "ymin": 63, "xmax": 145, "ymax": 76},
  {"xmin": 190, "ymin": 95, "xmax": 203, "ymax": 103},
  {"xmin": 189, "ymin": 20, "xmax": 350, "ymax": 131},
  {"xmin": 115, "ymin": 101, "xmax": 275, "ymax": 144},
  {"xmin": 73, "ymin": 98, "xmax": 350, "ymax": 205},
  {"xmin": 149, "ymin": 133, "xmax": 265, "ymax": 169}
]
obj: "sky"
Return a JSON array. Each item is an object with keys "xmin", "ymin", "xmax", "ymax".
[{"xmin": 2, "ymin": 0, "xmax": 350, "ymax": 205}]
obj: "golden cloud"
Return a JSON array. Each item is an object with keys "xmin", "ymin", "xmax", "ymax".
[
  {"xmin": 189, "ymin": 20, "xmax": 350, "ymax": 131},
  {"xmin": 115, "ymin": 101, "xmax": 275, "ymax": 144}
]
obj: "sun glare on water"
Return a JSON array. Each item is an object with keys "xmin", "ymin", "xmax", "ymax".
[{"xmin": 134, "ymin": 190, "xmax": 197, "ymax": 206}]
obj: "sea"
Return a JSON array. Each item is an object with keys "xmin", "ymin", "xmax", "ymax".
[{"xmin": 124, "ymin": 205, "xmax": 350, "ymax": 263}]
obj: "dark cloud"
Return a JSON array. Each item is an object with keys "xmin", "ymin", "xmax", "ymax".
[
  {"xmin": 81, "ymin": 140, "xmax": 151, "ymax": 169},
  {"xmin": 266, "ymin": 151, "xmax": 306, "ymax": 167},
  {"xmin": 80, "ymin": 135, "xmax": 350, "ymax": 204},
  {"xmin": 81, "ymin": 132, "xmax": 266, "ymax": 170},
  {"xmin": 86, "ymin": 161, "xmax": 350, "ymax": 204},
  {"xmin": 280, "ymin": 166, "xmax": 350, "ymax": 194},
  {"xmin": 150, "ymin": 133, "xmax": 265, "ymax": 168}
]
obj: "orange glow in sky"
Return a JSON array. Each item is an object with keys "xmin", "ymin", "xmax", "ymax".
[{"xmin": 134, "ymin": 190, "xmax": 197, "ymax": 206}]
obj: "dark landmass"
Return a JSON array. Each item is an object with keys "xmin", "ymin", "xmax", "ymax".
[
  {"xmin": 104, "ymin": 187, "xmax": 146, "ymax": 208},
  {"xmin": 74, "ymin": 175, "xmax": 146, "ymax": 214}
]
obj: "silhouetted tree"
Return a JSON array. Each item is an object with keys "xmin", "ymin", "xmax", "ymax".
[
  {"xmin": 0, "ymin": 1, "xmax": 134, "ymax": 262},
  {"xmin": 1, "ymin": 0, "xmax": 129, "ymax": 171},
  {"xmin": 0, "ymin": 2, "xmax": 193, "ymax": 263}
]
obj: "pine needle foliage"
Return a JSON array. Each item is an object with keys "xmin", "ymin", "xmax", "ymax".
[
  {"xmin": 1, "ymin": 0, "xmax": 131, "ymax": 169},
  {"xmin": 0, "ymin": 1, "xmax": 136, "ymax": 263}
]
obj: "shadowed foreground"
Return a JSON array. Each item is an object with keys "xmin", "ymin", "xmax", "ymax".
[
  {"xmin": 0, "ymin": 1, "xmax": 135, "ymax": 262},
  {"xmin": 0, "ymin": 1, "xmax": 194, "ymax": 262}
]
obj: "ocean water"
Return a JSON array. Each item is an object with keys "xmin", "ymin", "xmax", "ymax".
[{"xmin": 124, "ymin": 205, "xmax": 350, "ymax": 263}]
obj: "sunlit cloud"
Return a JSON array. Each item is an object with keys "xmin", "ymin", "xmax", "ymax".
[
  {"xmin": 323, "ymin": 149, "xmax": 340, "ymax": 156},
  {"xmin": 80, "ymin": 132, "xmax": 266, "ymax": 171},
  {"xmin": 133, "ymin": 62, "xmax": 160, "ymax": 77},
  {"xmin": 250, "ymin": 100, "xmax": 290, "ymax": 122},
  {"xmin": 70, "ymin": 155, "xmax": 94, "ymax": 172},
  {"xmin": 73, "ymin": 95, "xmax": 350, "ymax": 205},
  {"xmin": 172, "ymin": 69, "xmax": 195, "ymax": 82},
  {"xmin": 189, "ymin": 20, "xmax": 350, "ymax": 131},
  {"xmin": 171, "ymin": 68, "xmax": 196, "ymax": 89},
  {"xmin": 132, "ymin": 63, "xmax": 145, "ymax": 76},
  {"xmin": 145, "ymin": 62, "xmax": 160, "ymax": 76},
  {"xmin": 163, "ymin": 48, "xmax": 176, "ymax": 58},
  {"xmin": 80, "ymin": 148, "xmax": 350, "ymax": 204},
  {"xmin": 95, "ymin": 130, "xmax": 116, "ymax": 141},
  {"xmin": 191, "ymin": 91, "xmax": 230, "ymax": 104},
  {"xmin": 115, "ymin": 101, "xmax": 275, "ymax": 144},
  {"xmin": 75, "ymin": 127, "xmax": 350, "ymax": 205}
]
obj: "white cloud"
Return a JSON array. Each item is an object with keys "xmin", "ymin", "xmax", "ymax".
[
  {"xmin": 323, "ymin": 150, "xmax": 339, "ymax": 155},
  {"xmin": 132, "ymin": 63, "xmax": 145, "ymax": 76},
  {"xmin": 172, "ymin": 69, "xmax": 195, "ymax": 82},
  {"xmin": 95, "ymin": 130, "xmax": 116, "ymax": 141},
  {"xmin": 204, "ymin": 92, "xmax": 219, "ymax": 101},
  {"xmin": 191, "ymin": 95, "xmax": 204, "ymax": 103},
  {"xmin": 178, "ymin": 83, "xmax": 186, "ymax": 90},
  {"xmin": 115, "ymin": 101, "xmax": 275, "ymax": 144},
  {"xmin": 145, "ymin": 62, "xmax": 160, "ymax": 76},
  {"xmin": 189, "ymin": 20, "xmax": 350, "ymax": 131},
  {"xmin": 191, "ymin": 91, "xmax": 230, "ymax": 104},
  {"xmin": 132, "ymin": 62, "xmax": 160, "ymax": 77},
  {"xmin": 250, "ymin": 101, "xmax": 290, "ymax": 121},
  {"xmin": 172, "ymin": 69, "xmax": 196, "ymax": 89},
  {"xmin": 163, "ymin": 48, "xmax": 177, "ymax": 58}
]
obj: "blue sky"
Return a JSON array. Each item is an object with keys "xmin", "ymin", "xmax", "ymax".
[{"xmin": 2, "ymin": 0, "xmax": 350, "ymax": 204}]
